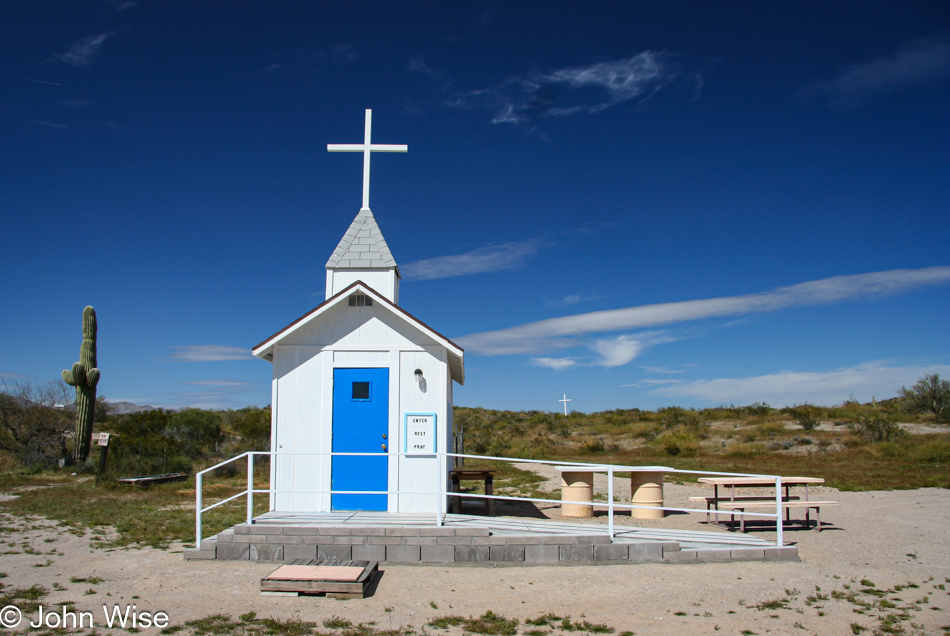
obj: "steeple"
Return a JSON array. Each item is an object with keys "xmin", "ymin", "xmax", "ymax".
[
  {"xmin": 325, "ymin": 208, "xmax": 400, "ymax": 303},
  {"xmin": 325, "ymin": 109, "xmax": 406, "ymax": 304}
]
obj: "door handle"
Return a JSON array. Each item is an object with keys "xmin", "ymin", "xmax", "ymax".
[{"xmin": 381, "ymin": 444, "xmax": 387, "ymax": 451}]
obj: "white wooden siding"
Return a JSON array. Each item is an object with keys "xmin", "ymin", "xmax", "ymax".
[
  {"xmin": 396, "ymin": 348, "xmax": 448, "ymax": 513},
  {"xmin": 326, "ymin": 269, "xmax": 399, "ymax": 304},
  {"xmin": 272, "ymin": 349, "xmax": 329, "ymax": 512},
  {"xmin": 281, "ymin": 302, "xmax": 423, "ymax": 350}
]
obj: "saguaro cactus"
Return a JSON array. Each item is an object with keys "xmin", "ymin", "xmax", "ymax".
[{"xmin": 62, "ymin": 306, "xmax": 100, "ymax": 462}]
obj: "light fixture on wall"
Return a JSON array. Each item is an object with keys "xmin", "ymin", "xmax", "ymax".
[{"xmin": 414, "ymin": 369, "xmax": 424, "ymax": 383}]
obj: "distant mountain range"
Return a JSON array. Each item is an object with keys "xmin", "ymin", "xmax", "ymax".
[{"xmin": 108, "ymin": 401, "xmax": 161, "ymax": 414}]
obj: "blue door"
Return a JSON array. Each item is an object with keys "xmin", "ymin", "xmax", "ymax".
[{"xmin": 331, "ymin": 368, "xmax": 389, "ymax": 511}]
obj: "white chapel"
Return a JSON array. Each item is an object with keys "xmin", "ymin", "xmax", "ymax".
[{"xmin": 252, "ymin": 110, "xmax": 464, "ymax": 515}]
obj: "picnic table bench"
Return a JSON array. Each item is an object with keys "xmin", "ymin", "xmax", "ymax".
[
  {"xmin": 449, "ymin": 469, "xmax": 495, "ymax": 515},
  {"xmin": 717, "ymin": 500, "xmax": 840, "ymax": 532},
  {"xmin": 689, "ymin": 494, "xmax": 801, "ymax": 521},
  {"xmin": 696, "ymin": 476, "xmax": 837, "ymax": 532}
]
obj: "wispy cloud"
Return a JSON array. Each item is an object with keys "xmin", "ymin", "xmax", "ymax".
[
  {"xmin": 167, "ymin": 345, "xmax": 253, "ymax": 362},
  {"xmin": 173, "ymin": 379, "xmax": 265, "ymax": 409},
  {"xmin": 621, "ymin": 378, "xmax": 681, "ymax": 387},
  {"xmin": 30, "ymin": 120, "xmax": 67, "ymax": 129},
  {"xmin": 530, "ymin": 357, "xmax": 579, "ymax": 371},
  {"xmin": 546, "ymin": 292, "xmax": 604, "ymax": 308},
  {"xmin": 56, "ymin": 32, "xmax": 118, "ymax": 67},
  {"xmin": 251, "ymin": 45, "xmax": 356, "ymax": 76},
  {"xmin": 423, "ymin": 52, "xmax": 691, "ymax": 124},
  {"xmin": 648, "ymin": 362, "xmax": 950, "ymax": 407},
  {"xmin": 641, "ymin": 365, "xmax": 688, "ymax": 374},
  {"xmin": 457, "ymin": 267, "xmax": 950, "ymax": 357},
  {"xmin": 803, "ymin": 37, "xmax": 950, "ymax": 109},
  {"xmin": 401, "ymin": 238, "xmax": 543, "ymax": 280},
  {"xmin": 181, "ymin": 379, "xmax": 256, "ymax": 388},
  {"xmin": 25, "ymin": 78, "xmax": 63, "ymax": 86}
]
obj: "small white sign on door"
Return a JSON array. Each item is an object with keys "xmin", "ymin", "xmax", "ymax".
[{"xmin": 405, "ymin": 413, "xmax": 436, "ymax": 455}]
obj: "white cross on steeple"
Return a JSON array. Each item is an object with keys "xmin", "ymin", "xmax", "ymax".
[
  {"xmin": 328, "ymin": 109, "xmax": 407, "ymax": 211},
  {"xmin": 559, "ymin": 394, "xmax": 572, "ymax": 416}
]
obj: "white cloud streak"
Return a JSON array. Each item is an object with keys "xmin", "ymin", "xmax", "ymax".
[
  {"xmin": 804, "ymin": 37, "xmax": 950, "ymax": 108},
  {"xmin": 530, "ymin": 357, "xmax": 578, "ymax": 371},
  {"xmin": 439, "ymin": 52, "xmax": 687, "ymax": 124},
  {"xmin": 457, "ymin": 267, "xmax": 950, "ymax": 356},
  {"xmin": 401, "ymin": 238, "xmax": 542, "ymax": 281},
  {"xmin": 648, "ymin": 362, "xmax": 950, "ymax": 408},
  {"xmin": 181, "ymin": 379, "xmax": 255, "ymax": 387},
  {"xmin": 168, "ymin": 345, "xmax": 254, "ymax": 362},
  {"xmin": 30, "ymin": 120, "xmax": 67, "ymax": 129},
  {"xmin": 56, "ymin": 32, "xmax": 118, "ymax": 67},
  {"xmin": 641, "ymin": 366, "xmax": 687, "ymax": 374}
]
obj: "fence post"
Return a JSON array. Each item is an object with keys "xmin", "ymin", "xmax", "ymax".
[
  {"xmin": 775, "ymin": 475, "xmax": 783, "ymax": 547},
  {"xmin": 195, "ymin": 472, "xmax": 203, "ymax": 549},
  {"xmin": 607, "ymin": 467, "xmax": 615, "ymax": 539},
  {"xmin": 246, "ymin": 453, "xmax": 254, "ymax": 525},
  {"xmin": 436, "ymin": 452, "xmax": 443, "ymax": 527}
]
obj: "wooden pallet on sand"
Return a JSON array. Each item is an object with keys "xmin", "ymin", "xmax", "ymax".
[{"xmin": 260, "ymin": 559, "xmax": 379, "ymax": 599}]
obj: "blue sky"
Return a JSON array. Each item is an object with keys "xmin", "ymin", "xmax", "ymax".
[{"xmin": 2, "ymin": 1, "xmax": 948, "ymax": 412}]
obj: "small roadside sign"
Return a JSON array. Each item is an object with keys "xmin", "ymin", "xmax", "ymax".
[{"xmin": 97, "ymin": 432, "xmax": 111, "ymax": 446}]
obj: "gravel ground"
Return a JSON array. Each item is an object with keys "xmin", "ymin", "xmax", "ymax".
[{"xmin": 1, "ymin": 485, "xmax": 948, "ymax": 635}]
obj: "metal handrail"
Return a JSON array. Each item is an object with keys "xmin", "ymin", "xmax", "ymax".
[{"xmin": 194, "ymin": 451, "xmax": 785, "ymax": 549}]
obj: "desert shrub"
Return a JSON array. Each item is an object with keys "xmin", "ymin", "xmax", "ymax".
[
  {"xmin": 656, "ymin": 406, "xmax": 688, "ymax": 428},
  {"xmin": 702, "ymin": 405, "xmax": 744, "ymax": 420},
  {"xmin": 830, "ymin": 398, "xmax": 868, "ymax": 421},
  {"xmin": 545, "ymin": 416, "xmax": 571, "ymax": 438},
  {"xmin": 849, "ymin": 411, "xmax": 905, "ymax": 443},
  {"xmin": 224, "ymin": 407, "xmax": 271, "ymax": 452},
  {"xmin": 653, "ymin": 430, "xmax": 700, "ymax": 456},
  {"xmin": 899, "ymin": 373, "xmax": 950, "ymax": 422},
  {"xmin": 0, "ymin": 380, "xmax": 73, "ymax": 468},
  {"xmin": 743, "ymin": 402, "xmax": 772, "ymax": 419},
  {"xmin": 785, "ymin": 404, "xmax": 821, "ymax": 430},
  {"xmin": 167, "ymin": 408, "xmax": 222, "ymax": 457},
  {"xmin": 628, "ymin": 421, "xmax": 661, "ymax": 440},
  {"xmin": 756, "ymin": 421, "xmax": 786, "ymax": 437},
  {"xmin": 107, "ymin": 409, "xmax": 220, "ymax": 476},
  {"xmin": 581, "ymin": 436, "xmax": 607, "ymax": 453},
  {"xmin": 727, "ymin": 442, "xmax": 767, "ymax": 457}
]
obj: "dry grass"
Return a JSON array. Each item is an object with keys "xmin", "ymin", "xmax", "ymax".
[{"xmin": 456, "ymin": 406, "xmax": 950, "ymax": 491}]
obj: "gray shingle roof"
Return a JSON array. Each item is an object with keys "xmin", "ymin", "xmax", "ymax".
[{"xmin": 325, "ymin": 208, "xmax": 398, "ymax": 269}]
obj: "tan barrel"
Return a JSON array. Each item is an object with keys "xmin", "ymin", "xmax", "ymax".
[
  {"xmin": 560, "ymin": 471, "xmax": 594, "ymax": 518},
  {"xmin": 630, "ymin": 471, "xmax": 665, "ymax": 519}
]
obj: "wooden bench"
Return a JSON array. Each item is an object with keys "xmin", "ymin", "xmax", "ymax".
[
  {"xmin": 689, "ymin": 495, "xmax": 800, "ymax": 522},
  {"xmin": 449, "ymin": 469, "xmax": 495, "ymax": 515},
  {"xmin": 716, "ymin": 500, "xmax": 840, "ymax": 532}
]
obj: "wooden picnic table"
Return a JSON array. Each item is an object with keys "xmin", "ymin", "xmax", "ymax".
[
  {"xmin": 698, "ymin": 476, "xmax": 824, "ymax": 503},
  {"xmin": 696, "ymin": 476, "xmax": 826, "ymax": 528}
]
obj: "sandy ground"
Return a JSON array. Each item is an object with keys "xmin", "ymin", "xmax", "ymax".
[{"xmin": 0, "ymin": 482, "xmax": 948, "ymax": 636}]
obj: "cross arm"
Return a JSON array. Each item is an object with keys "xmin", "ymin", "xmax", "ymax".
[{"xmin": 327, "ymin": 144, "xmax": 408, "ymax": 152}]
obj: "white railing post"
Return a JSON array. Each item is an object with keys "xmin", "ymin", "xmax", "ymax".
[
  {"xmin": 246, "ymin": 452, "xmax": 254, "ymax": 525},
  {"xmin": 195, "ymin": 472, "xmax": 203, "ymax": 548},
  {"xmin": 775, "ymin": 475, "xmax": 783, "ymax": 547},
  {"xmin": 607, "ymin": 467, "xmax": 615, "ymax": 539},
  {"xmin": 436, "ymin": 452, "xmax": 443, "ymax": 526}
]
